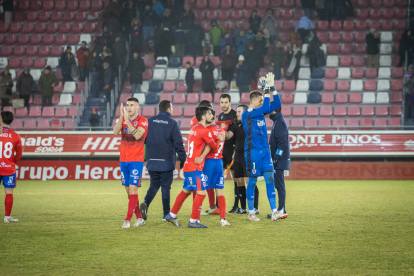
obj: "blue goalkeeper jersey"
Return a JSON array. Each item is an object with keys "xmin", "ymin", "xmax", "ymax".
[{"xmin": 241, "ymin": 93, "xmax": 282, "ymax": 151}]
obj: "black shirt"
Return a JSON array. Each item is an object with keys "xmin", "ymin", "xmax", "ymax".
[
  {"xmin": 228, "ymin": 121, "xmax": 245, "ymax": 152},
  {"xmin": 218, "ymin": 109, "xmax": 237, "ymax": 152}
]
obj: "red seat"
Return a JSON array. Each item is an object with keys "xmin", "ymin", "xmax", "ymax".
[
  {"xmin": 368, "ymin": 20, "xmax": 380, "ymax": 31},
  {"xmin": 396, "ymin": 0, "xmax": 408, "ymax": 8},
  {"xmin": 181, "ymin": 57, "xmax": 194, "ymax": 67},
  {"xmin": 71, "ymin": 94, "xmax": 83, "ymax": 105},
  {"xmin": 37, "ymin": 119, "xmax": 50, "ymax": 130},
  {"xmin": 159, "ymin": 94, "xmax": 171, "ymax": 102},
  {"xmin": 283, "ymin": 80, "xmax": 295, "ymax": 91},
  {"xmin": 57, "ymin": 22, "xmax": 71, "ymax": 33},
  {"xmin": 79, "ymin": 0, "xmax": 91, "ymax": 11},
  {"xmin": 339, "ymin": 56, "xmax": 352, "ymax": 67},
  {"xmin": 354, "ymin": 32, "xmax": 366, "ymax": 42},
  {"xmin": 360, "ymin": 118, "xmax": 373, "ymax": 129},
  {"xmin": 279, "ymin": 21, "xmax": 291, "ymax": 31},
  {"xmin": 50, "ymin": 11, "xmax": 62, "ymax": 21},
  {"xmin": 30, "ymin": 0, "xmax": 42, "ymax": 11},
  {"xmin": 233, "ymin": 0, "xmax": 245, "ymax": 9},
  {"xmin": 317, "ymin": 21, "xmax": 329, "ymax": 31},
  {"xmin": 32, "ymin": 22, "xmax": 46, "ymax": 33},
  {"xmin": 54, "ymin": 34, "xmax": 67, "ymax": 45},
  {"xmin": 163, "ymin": 81, "xmax": 176, "ymax": 93},
  {"xmin": 68, "ymin": 106, "xmax": 78, "ymax": 117},
  {"xmin": 91, "ymin": 0, "xmax": 103, "ymax": 10},
  {"xmin": 142, "ymin": 69, "xmax": 153, "ymax": 80},
  {"xmin": 391, "ymin": 68, "xmax": 404, "ymax": 79},
  {"xmin": 4, "ymin": 34, "xmax": 17, "ymax": 45},
  {"xmin": 175, "ymin": 81, "xmax": 187, "ymax": 92},
  {"xmin": 217, "ymin": 10, "xmax": 229, "ymax": 20},
  {"xmin": 186, "ymin": 93, "xmax": 199, "ymax": 104},
  {"xmin": 172, "ymin": 106, "xmax": 183, "ymax": 117},
  {"xmin": 183, "ymin": 106, "xmax": 195, "ymax": 117},
  {"xmin": 373, "ymin": 118, "xmax": 387, "ymax": 130},
  {"xmin": 351, "ymin": 68, "xmax": 364, "ymax": 79},
  {"xmin": 335, "ymin": 93, "xmax": 348, "ymax": 104},
  {"xmin": 388, "ymin": 118, "xmax": 401, "ymax": 128},
  {"xmin": 15, "ymin": 107, "xmax": 28, "ymax": 117},
  {"xmin": 31, "ymin": 94, "xmax": 42, "ymax": 105},
  {"xmin": 68, "ymin": 34, "xmax": 79, "ymax": 45},
  {"xmin": 205, "ymin": 10, "xmax": 217, "ymax": 20},
  {"xmin": 196, "ymin": 0, "xmax": 207, "ymax": 8},
  {"xmin": 334, "ymin": 106, "xmax": 347, "ymax": 117},
  {"xmin": 352, "ymin": 56, "xmax": 365, "ymax": 67},
  {"xmin": 75, "ymin": 11, "xmax": 87, "ymax": 21},
  {"xmin": 240, "ymin": 93, "xmax": 250, "ymax": 104},
  {"xmin": 72, "ymin": 22, "xmax": 84, "ymax": 33},
  {"xmin": 358, "ymin": 0, "xmax": 370, "ymax": 8},
  {"xmin": 281, "ymin": 105, "xmax": 291, "ymax": 116},
  {"xmin": 354, "ymin": 43, "xmax": 366, "ymax": 54},
  {"xmin": 7, "ymin": 58, "xmax": 20, "ymax": 69},
  {"xmin": 391, "ymin": 80, "xmax": 403, "ymax": 91},
  {"xmin": 274, "ymin": 80, "xmax": 282, "ymax": 92},
  {"xmin": 21, "ymin": 57, "xmax": 33, "ymax": 68},
  {"xmin": 200, "ymin": 93, "xmax": 213, "ymax": 102},
  {"xmin": 292, "ymin": 105, "xmax": 305, "ymax": 117},
  {"xmin": 283, "ymin": 0, "xmax": 295, "ymax": 8},
  {"xmin": 207, "ymin": 0, "xmax": 219, "ymax": 9},
  {"xmin": 355, "ymin": 20, "xmax": 368, "ymax": 31},
  {"xmin": 87, "ymin": 11, "xmax": 99, "ymax": 21},
  {"xmin": 55, "ymin": 106, "xmax": 68, "ymax": 118},
  {"xmin": 221, "ymin": 0, "xmax": 232, "ymax": 8},
  {"xmin": 63, "ymin": 12, "xmax": 75, "ymax": 22},
  {"xmin": 230, "ymin": 10, "xmax": 243, "ymax": 20},
  {"xmin": 369, "ymin": 8, "xmax": 381, "ymax": 19},
  {"xmin": 381, "ymin": 20, "xmax": 394, "ymax": 31},
  {"xmin": 280, "ymin": 93, "xmax": 293, "ymax": 104},
  {"xmin": 340, "ymin": 44, "xmax": 353, "ymax": 54},
  {"xmin": 315, "ymin": 32, "xmax": 327, "ymax": 43},
  {"xmin": 389, "ymin": 105, "xmax": 402, "ymax": 116},
  {"xmin": 38, "ymin": 11, "xmax": 50, "ymax": 22},
  {"xmin": 13, "ymin": 11, "xmax": 26, "ymax": 22},
  {"xmin": 46, "ymin": 22, "xmax": 58, "ymax": 33},
  {"xmin": 41, "ymin": 106, "xmax": 55, "ymax": 118},
  {"xmin": 321, "ymin": 93, "xmax": 334, "ymax": 104},
  {"xmin": 365, "ymin": 68, "xmax": 377, "ymax": 79},
  {"xmin": 305, "ymin": 105, "xmax": 319, "ymax": 117},
  {"xmin": 0, "ymin": 23, "xmax": 9, "ymax": 33},
  {"xmin": 395, "ymin": 8, "xmax": 407, "ymax": 19},
  {"xmin": 23, "ymin": 119, "xmax": 37, "ymax": 129},
  {"xmin": 330, "ymin": 21, "xmax": 342, "ymax": 31},
  {"xmin": 324, "ymin": 68, "xmax": 337, "ymax": 79},
  {"xmin": 331, "ymin": 118, "xmax": 345, "ymax": 129},
  {"xmin": 281, "ymin": 10, "xmax": 293, "ymax": 19},
  {"xmin": 318, "ymin": 118, "xmax": 331, "ymax": 129},
  {"xmin": 363, "ymin": 80, "xmax": 377, "ymax": 91},
  {"xmin": 28, "ymin": 106, "xmax": 41, "ymax": 118},
  {"xmin": 9, "ymin": 23, "xmax": 21, "ymax": 33},
  {"xmin": 26, "ymin": 11, "xmax": 38, "ymax": 22},
  {"xmin": 246, "ymin": 0, "xmax": 258, "ymax": 8},
  {"xmin": 392, "ymin": 55, "xmax": 400, "ymax": 67},
  {"xmin": 374, "ymin": 105, "xmax": 388, "ymax": 116},
  {"xmin": 180, "ymin": 119, "xmax": 192, "ymax": 129},
  {"xmin": 75, "ymin": 82, "xmax": 86, "ymax": 93},
  {"xmin": 143, "ymin": 56, "xmax": 155, "ymax": 68},
  {"xmin": 290, "ymin": 118, "xmax": 303, "ymax": 130},
  {"xmin": 323, "ymin": 80, "xmax": 336, "ymax": 91},
  {"xmin": 344, "ymin": 118, "xmax": 358, "ymax": 129},
  {"xmin": 383, "ymin": 0, "xmax": 395, "ymax": 7},
  {"xmin": 173, "ymin": 93, "xmax": 186, "ymax": 104},
  {"xmin": 258, "ymin": 0, "xmax": 270, "ymax": 8},
  {"xmin": 25, "ymin": 46, "xmax": 38, "ymax": 56},
  {"xmin": 271, "ymin": 0, "xmax": 282, "ymax": 7},
  {"xmin": 349, "ymin": 93, "xmax": 362, "ymax": 103},
  {"xmin": 50, "ymin": 46, "xmax": 63, "ymax": 57},
  {"xmin": 341, "ymin": 21, "xmax": 354, "ymax": 31},
  {"xmin": 33, "ymin": 58, "xmax": 46, "ymax": 69},
  {"xmin": 341, "ymin": 32, "xmax": 353, "ymax": 43},
  {"xmin": 320, "ymin": 106, "xmax": 333, "ymax": 117},
  {"xmin": 382, "ymin": 8, "xmax": 394, "ymax": 19},
  {"xmin": 42, "ymin": 34, "xmax": 55, "ymax": 45},
  {"xmin": 390, "ymin": 92, "xmax": 402, "ymax": 103},
  {"xmin": 84, "ymin": 22, "xmax": 96, "ymax": 33},
  {"xmin": 293, "ymin": 9, "xmax": 304, "ymax": 20},
  {"xmin": 66, "ymin": 1, "xmax": 78, "ymax": 11},
  {"xmin": 328, "ymin": 32, "xmax": 340, "ymax": 43},
  {"xmin": 395, "ymin": 20, "xmax": 406, "ymax": 30},
  {"xmin": 24, "ymin": 34, "xmax": 38, "ymax": 45},
  {"xmin": 356, "ymin": 9, "xmax": 368, "ymax": 19},
  {"xmin": 50, "ymin": 119, "xmax": 63, "ymax": 128},
  {"xmin": 370, "ymin": 0, "xmax": 382, "ymax": 7},
  {"xmin": 348, "ymin": 106, "xmax": 360, "ymax": 117},
  {"xmin": 0, "ymin": 46, "xmax": 13, "ymax": 57},
  {"xmin": 53, "ymin": 0, "xmax": 66, "ymax": 10},
  {"xmin": 41, "ymin": 0, "xmax": 54, "ymax": 11},
  {"xmin": 361, "ymin": 105, "xmax": 374, "ymax": 116}
]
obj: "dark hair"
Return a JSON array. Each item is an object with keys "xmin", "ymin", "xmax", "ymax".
[
  {"xmin": 199, "ymin": 100, "xmax": 212, "ymax": 108},
  {"xmin": 196, "ymin": 106, "xmax": 212, "ymax": 122},
  {"xmin": 237, "ymin": 104, "xmax": 248, "ymax": 110},
  {"xmin": 159, "ymin": 100, "xmax": 171, "ymax": 112},
  {"xmin": 127, "ymin": 97, "xmax": 139, "ymax": 104},
  {"xmin": 219, "ymin": 94, "xmax": 231, "ymax": 102},
  {"xmin": 1, "ymin": 111, "xmax": 14, "ymax": 125},
  {"xmin": 186, "ymin": 61, "xmax": 191, "ymax": 65},
  {"xmin": 249, "ymin": 91, "xmax": 263, "ymax": 102},
  {"xmin": 82, "ymin": 41, "xmax": 87, "ymax": 44}
]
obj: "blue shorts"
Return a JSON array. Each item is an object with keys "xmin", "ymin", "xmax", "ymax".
[
  {"xmin": 0, "ymin": 173, "xmax": 16, "ymax": 188},
  {"xmin": 183, "ymin": 170, "xmax": 207, "ymax": 191},
  {"xmin": 203, "ymin": 159, "xmax": 224, "ymax": 189},
  {"xmin": 245, "ymin": 148, "xmax": 274, "ymax": 177},
  {"xmin": 120, "ymin": 161, "xmax": 144, "ymax": 187}
]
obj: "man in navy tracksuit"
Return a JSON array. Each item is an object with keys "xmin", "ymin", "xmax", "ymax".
[
  {"xmin": 267, "ymin": 107, "xmax": 290, "ymax": 219},
  {"xmin": 140, "ymin": 100, "xmax": 187, "ymax": 221}
]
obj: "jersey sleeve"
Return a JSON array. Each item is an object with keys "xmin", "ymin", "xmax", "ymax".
[
  {"xmin": 138, "ymin": 117, "xmax": 148, "ymax": 132},
  {"xmin": 201, "ymin": 129, "xmax": 215, "ymax": 145},
  {"xmin": 267, "ymin": 94, "xmax": 282, "ymax": 114}
]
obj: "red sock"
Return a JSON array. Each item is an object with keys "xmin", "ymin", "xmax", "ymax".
[
  {"xmin": 134, "ymin": 197, "xmax": 142, "ymax": 219},
  {"xmin": 171, "ymin": 191, "xmax": 190, "ymax": 215},
  {"xmin": 218, "ymin": 195, "xmax": 226, "ymax": 220},
  {"xmin": 125, "ymin": 194, "xmax": 138, "ymax": 221},
  {"xmin": 5, "ymin": 194, "xmax": 13, "ymax": 217},
  {"xmin": 207, "ymin": 189, "xmax": 215, "ymax": 208},
  {"xmin": 191, "ymin": 194, "xmax": 206, "ymax": 220},
  {"xmin": 192, "ymin": 190, "xmax": 196, "ymax": 200}
]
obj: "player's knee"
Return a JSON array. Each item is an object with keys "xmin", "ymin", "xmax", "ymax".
[
  {"xmin": 197, "ymin": 190, "xmax": 207, "ymax": 195},
  {"xmin": 4, "ymin": 188, "xmax": 13, "ymax": 194},
  {"xmin": 215, "ymin": 189, "xmax": 224, "ymax": 196}
]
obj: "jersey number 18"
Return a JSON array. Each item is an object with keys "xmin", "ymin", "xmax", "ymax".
[{"xmin": 0, "ymin": 142, "xmax": 13, "ymax": 158}]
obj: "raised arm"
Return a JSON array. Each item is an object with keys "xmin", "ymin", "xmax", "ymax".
[
  {"xmin": 113, "ymin": 104, "xmax": 124, "ymax": 135},
  {"xmin": 247, "ymin": 95, "xmax": 270, "ymax": 118}
]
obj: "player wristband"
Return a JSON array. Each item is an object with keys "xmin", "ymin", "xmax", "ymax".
[
  {"xmin": 264, "ymin": 87, "xmax": 270, "ymax": 95},
  {"xmin": 131, "ymin": 129, "xmax": 137, "ymax": 135},
  {"xmin": 276, "ymin": 149, "xmax": 284, "ymax": 156}
]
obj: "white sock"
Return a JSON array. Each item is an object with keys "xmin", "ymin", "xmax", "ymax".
[
  {"xmin": 190, "ymin": 218, "xmax": 197, "ymax": 223},
  {"xmin": 220, "ymin": 218, "xmax": 226, "ymax": 222},
  {"xmin": 249, "ymin": 210, "xmax": 255, "ymax": 215},
  {"xmin": 272, "ymin": 209, "xmax": 278, "ymax": 214},
  {"xmin": 197, "ymin": 220, "xmax": 200, "ymax": 223},
  {"xmin": 279, "ymin": 208, "xmax": 284, "ymax": 214},
  {"xmin": 5, "ymin": 216, "xmax": 11, "ymax": 219},
  {"xmin": 169, "ymin": 212, "xmax": 176, "ymax": 218}
]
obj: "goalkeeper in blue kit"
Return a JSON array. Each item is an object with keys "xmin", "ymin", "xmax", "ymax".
[{"xmin": 241, "ymin": 73, "xmax": 283, "ymax": 221}]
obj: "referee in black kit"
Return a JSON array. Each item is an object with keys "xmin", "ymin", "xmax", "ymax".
[{"xmin": 217, "ymin": 94, "xmax": 239, "ymax": 213}]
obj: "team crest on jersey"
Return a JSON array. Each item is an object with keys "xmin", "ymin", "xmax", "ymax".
[
  {"xmin": 252, "ymin": 169, "xmax": 256, "ymax": 174},
  {"xmin": 134, "ymin": 121, "xmax": 138, "ymax": 127},
  {"xmin": 257, "ymin": 120, "xmax": 265, "ymax": 127}
]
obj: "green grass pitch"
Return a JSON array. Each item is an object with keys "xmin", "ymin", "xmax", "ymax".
[{"xmin": 1, "ymin": 180, "xmax": 413, "ymax": 275}]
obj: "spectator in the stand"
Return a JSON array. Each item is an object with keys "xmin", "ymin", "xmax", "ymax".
[
  {"xmin": 244, "ymin": 43, "xmax": 261, "ymax": 86},
  {"xmin": 131, "ymin": 18, "xmax": 142, "ymax": 53},
  {"xmin": 89, "ymin": 107, "xmax": 100, "ymax": 129},
  {"xmin": 307, "ymin": 29, "xmax": 322, "ymax": 72},
  {"xmin": 152, "ymin": 0, "xmax": 165, "ymax": 17},
  {"xmin": 38, "ymin": 66, "xmax": 58, "ymax": 107},
  {"xmin": 290, "ymin": 27, "xmax": 302, "ymax": 48},
  {"xmin": 263, "ymin": 9, "xmax": 276, "ymax": 44},
  {"xmin": 295, "ymin": 15, "xmax": 314, "ymax": 42},
  {"xmin": 1, "ymin": 0, "xmax": 13, "ymax": 24},
  {"xmin": 127, "ymin": 52, "xmax": 146, "ymax": 94},
  {"xmin": 88, "ymin": 51, "xmax": 101, "ymax": 96},
  {"xmin": 317, "ymin": 0, "xmax": 326, "ymax": 20},
  {"xmin": 209, "ymin": 19, "xmax": 225, "ymax": 56},
  {"xmin": 185, "ymin": 62, "xmax": 195, "ymax": 93},
  {"xmin": 335, "ymin": 0, "xmax": 352, "ymax": 22},
  {"xmin": 229, "ymin": 22, "xmax": 241, "ymax": 45},
  {"xmin": 180, "ymin": 4, "xmax": 195, "ymax": 30},
  {"xmin": 249, "ymin": 10, "xmax": 261, "ymax": 34},
  {"xmin": 254, "ymin": 32, "xmax": 267, "ymax": 69},
  {"xmin": 301, "ymin": 0, "xmax": 315, "ymax": 20},
  {"xmin": 76, "ymin": 41, "xmax": 89, "ymax": 82},
  {"xmin": 235, "ymin": 55, "xmax": 250, "ymax": 93},
  {"xmin": 220, "ymin": 33, "xmax": 233, "ymax": 52},
  {"xmin": 199, "ymin": 55, "xmax": 215, "ymax": 94},
  {"xmin": 188, "ymin": 24, "xmax": 205, "ymax": 57},
  {"xmin": 59, "ymin": 46, "xmax": 76, "ymax": 85},
  {"xmin": 102, "ymin": 48, "xmax": 114, "ymax": 71},
  {"xmin": 173, "ymin": 23, "xmax": 185, "ymax": 58},
  {"xmin": 162, "ymin": 7, "xmax": 174, "ymax": 30},
  {"xmin": 286, "ymin": 43, "xmax": 302, "ymax": 84},
  {"xmin": 141, "ymin": 4, "xmax": 158, "ymax": 53},
  {"xmin": 259, "ymin": 24, "xmax": 270, "ymax": 49},
  {"xmin": 366, "ymin": 28, "xmax": 380, "ymax": 69},
  {"xmin": 398, "ymin": 30, "xmax": 414, "ymax": 67},
  {"xmin": 325, "ymin": 0, "xmax": 334, "ymax": 23},
  {"xmin": 103, "ymin": 1, "xmax": 122, "ymax": 33},
  {"xmin": 155, "ymin": 27, "xmax": 174, "ymax": 59},
  {"xmin": 121, "ymin": 0, "xmax": 135, "ymax": 36},
  {"xmin": 16, "ymin": 66, "xmax": 34, "ymax": 108},
  {"xmin": 270, "ymin": 41, "xmax": 285, "ymax": 80},
  {"xmin": 404, "ymin": 65, "xmax": 414, "ymax": 121},
  {"xmin": 173, "ymin": 0, "xmax": 185, "ymax": 17},
  {"xmin": 0, "ymin": 68, "xmax": 13, "ymax": 109},
  {"xmin": 246, "ymin": 28, "xmax": 256, "ymax": 41},
  {"xmin": 220, "ymin": 44, "xmax": 237, "ymax": 85},
  {"xmin": 235, "ymin": 30, "xmax": 249, "ymax": 56},
  {"xmin": 102, "ymin": 61, "xmax": 115, "ymax": 100},
  {"xmin": 113, "ymin": 36, "xmax": 127, "ymax": 70}
]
